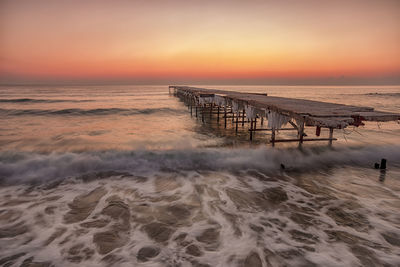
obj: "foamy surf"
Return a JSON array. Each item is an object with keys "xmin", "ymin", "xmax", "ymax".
[
  {"xmin": 0, "ymin": 145, "xmax": 400, "ymax": 266},
  {"xmin": 0, "ymin": 145, "xmax": 399, "ymax": 185},
  {"xmin": 0, "ymin": 166, "xmax": 399, "ymax": 266}
]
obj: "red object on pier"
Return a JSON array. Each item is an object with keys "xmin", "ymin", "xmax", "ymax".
[
  {"xmin": 316, "ymin": 126, "xmax": 321, "ymax": 136},
  {"xmin": 352, "ymin": 116, "xmax": 365, "ymax": 127}
]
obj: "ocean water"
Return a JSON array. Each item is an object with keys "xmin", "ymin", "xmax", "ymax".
[{"xmin": 0, "ymin": 85, "xmax": 399, "ymax": 267}]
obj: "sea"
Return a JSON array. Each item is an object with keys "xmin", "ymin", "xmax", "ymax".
[{"xmin": 0, "ymin": 85, "xmax": 399, "ymax": 267}]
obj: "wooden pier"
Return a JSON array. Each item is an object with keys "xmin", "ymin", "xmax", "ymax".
[{"xmin": 169, "ymin": 86, "xmax": 400, "ymax": 146}]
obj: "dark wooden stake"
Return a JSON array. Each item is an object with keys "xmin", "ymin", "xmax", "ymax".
[
  {"xmin": 380, "ymin": 158, "xmax": 387, "ymax": 169},
  {"xmin": 250, "ymin": 119, "xmax": 254, "ymax": 141},
  {"xmin": 271, "ymin": 128, "xmax": 276, "ymax": 146},
  {"xmin": 298, "ymin": 120, "xmax": 305, "ymax": 146},
  {"xmin": 253, "ymin": 117, "xmax": 257, "ymax": 139},
  {"xmin": 328, "ymin": 128, "xmax": 334, "ymax": 146},
  {"xmin": 224, "ymin": 107, "xmax": 227, "ymax": 128},
  {"xmin": 235, "ymin": 113, "xmax": 239, "ymax": 133}
]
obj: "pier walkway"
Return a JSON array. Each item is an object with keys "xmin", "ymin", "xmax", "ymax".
[{"xmin": 169, "ymin": 86, "xmax": 400, "ymax": 146}]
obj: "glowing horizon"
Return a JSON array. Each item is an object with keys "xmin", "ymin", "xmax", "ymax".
[{"xmin": 1, "ymin": 0, "xmax": 399, "ymax": 85}]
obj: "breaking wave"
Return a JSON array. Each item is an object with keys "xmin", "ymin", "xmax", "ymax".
[
  {"xmin": 0, "ymin": 107, "xmax": 184, "ymax": 116},
  {"xmin": 1, "ymin": 145, "xmax": 399, "ymax": 185}
]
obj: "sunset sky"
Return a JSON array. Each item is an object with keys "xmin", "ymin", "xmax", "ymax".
[{"xmin": 1, "ymin": 0, "xmax": 399, "ymax": 85}]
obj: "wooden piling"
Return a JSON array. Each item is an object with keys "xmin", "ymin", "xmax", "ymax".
[
  {"xmin": 224, "ymin": 107, "xmax": 227, "ymax": 128},
  {"xmin": 380, "ymin": 158, "xmax": 387, "ymax": 169},
  {"xmin": 250, "ymin": 119, "xmax": 254, "ymax": 141},
  {"xmin": 298, "ymin": 120, "xmax": 305, "ymax": 145},
  {"xmin": 271, "ymin": 128, "xmax": 276, "ymax": 146},
  {"xmin": 253, "ymin": 117, "xmax": 257, "ymax": 138},
  {"xmin": 328, "ymin": 128, "xmax": 334, "ymax": 146},
  {"xmin": 235, "ymin": 113, "xmax": 239, "ymax": 133}
]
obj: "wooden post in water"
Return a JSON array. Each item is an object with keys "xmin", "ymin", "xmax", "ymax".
[
  {"xmin": 201, "ymin": 106, "xmax": 204, "ymax": 123},
  {"xmin": 250, "ymin": 119, "xmax": 254, "ymax": 141},
  {"xmin": 210, "ymin": 103, "xmax": 213, "ymax": 119},
  {"xmin": 271, "ymin": 128, "xmax": 276, "ymax": 146},
  {"xmin": 253, "ymin": 117, "xmax": 257, "ymax": 139},
  {"xmin": 217, "ymin": 106, "xmax": 220, "ymax": 122},
  {"xmin": 298, "ymin": 120, "xmax": 305, "ymax": 146},
  {"xmin": 195, "ymin": 105, "xmax": 198, "ymax": 118},
  {"xmin": 242, "ymin": 109, "xmax": 245, "ymax": 126},
  {"xmin": 235, "ymin": 113, "xmax": 239, "ymax": 134},
  {"xmin": 224, "ymin": 107, "xmax": 227, "ymax": 128},
  {"xmin": 328, "ymin": 128, "xmax": 334, "ymax": 146}
]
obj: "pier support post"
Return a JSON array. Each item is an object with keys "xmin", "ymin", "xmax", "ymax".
[
  {"xmin": 224, "ymin": 107, "xmax": 227, "ymax": 128},
  {"xmin": 201, "ymin": 106, "xmax": 204, "ymax": 123},
  {"xmin": 328, "ymin": 128, "xmax": 334, "ymax": 147},
  {"xmin": 298, "ymin": 120, "xmax": 305, "ymax": 146},
  {"xmin": 195, "ymin": 105, "xmax": 198, "ymax": 118},
  {"xmin": 242, "ymin": 109, "xmax": 245, "ymax": 126},
  {"xmin": 250, "ymin": 119, "xmax": 254, "ymax": 141},
  {"xmin": 254, "ymin": 117, "xmax": 257, "ymax": 138},
  {"xmin": 210, "ymin": 103, "xmax": 213, "ymax": 119},
  {"xmin": 217, "ymin": 106, "xmax": 220, "ymax": 122},
  {"xmin": 271, "ymin": 128, "xmax": 276, "ymax": 146},
  {"xmin": 235, "ymin": 113, "xmax": 239, "ymax": 134}
]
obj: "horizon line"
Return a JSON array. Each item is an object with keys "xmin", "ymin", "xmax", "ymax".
[{"xmin": 1, "ymin": 82, "xmax": 400, "ymax": 87}]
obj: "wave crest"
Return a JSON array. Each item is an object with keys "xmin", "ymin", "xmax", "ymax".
[
  {"xmin": 0, "ymin": 107, "xmax": 183, "ymax": 116},
  {"xmin": 1, "ymin": 146, "xmax": 399, "ymax": 185},
  {"xmin": 0, "ymin": 98, "xmax": 93, "ymax": 103}
]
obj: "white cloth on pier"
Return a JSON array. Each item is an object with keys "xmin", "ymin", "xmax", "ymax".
[
  {"xmin": 295, "ymin": 118, "xmax": 304, "ymax": 128},
  {"xmin": 213, "ymin": 95, "xmax": 226, "ymax": 107},
  {"xmin": 198, "ymin": 96, "xmax": 214, "ymax": 106},
  {"xmin": 245, "ymin": 105, "xmax": 257, "ymax": 120},
  {"xmin": 231, "ymin": 101, "xmax": 240, "ymax": 114},
  {"xmin": 267, "ymin": 110, "xmax": 291, "ymax": 129}
]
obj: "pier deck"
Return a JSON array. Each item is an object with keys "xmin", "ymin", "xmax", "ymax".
[{"xmin": 169, "ymin": 86, "xmax": 400, "ymax": 145}]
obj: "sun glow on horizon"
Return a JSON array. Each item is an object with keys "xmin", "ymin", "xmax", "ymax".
[{"xmin": 1, "ymin": 0, "xmax": 399, "ymax": 84}]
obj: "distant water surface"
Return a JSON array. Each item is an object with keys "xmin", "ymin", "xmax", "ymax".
[{"xmin": 0, "ymin": 85, "xmax": 399, "ymax": 266}]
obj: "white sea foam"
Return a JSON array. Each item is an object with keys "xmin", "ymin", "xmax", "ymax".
[
  {"xmin": 0, "ymin": 145, "xmax": 399, "ymax": 185},
  {"xmin": 1, "ymin": 166, "xmax": 399, "ymax": 266}
]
